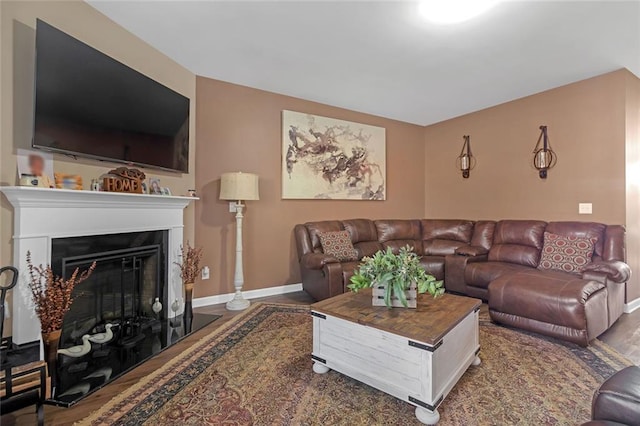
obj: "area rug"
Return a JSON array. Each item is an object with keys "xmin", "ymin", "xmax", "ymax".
[{"xmin": 78, "ymin": 303, "xmax": 632, "ymax": 426}]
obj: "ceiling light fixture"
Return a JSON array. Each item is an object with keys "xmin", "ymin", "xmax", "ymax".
[{"xmin": 418, "ymin": 0, "xmax": 500, "ymax": 25}]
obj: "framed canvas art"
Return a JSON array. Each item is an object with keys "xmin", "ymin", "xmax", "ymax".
[{"xmin": 282, "ymin": 110, "xmax": 386, "ymax": 200}]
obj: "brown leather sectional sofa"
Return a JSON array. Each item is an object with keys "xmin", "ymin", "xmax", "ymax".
[{"xmin": 294, "ymin": 219, "xmax": 631, "ymax": 346}]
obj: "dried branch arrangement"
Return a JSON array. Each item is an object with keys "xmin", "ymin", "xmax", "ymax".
[
  {"xmin": 176, "ymin": 241, "xmax": 203, "ymax": 284},
  {"xmin": 26, "ymin": 251, "xmax": 96, "ymax": 334}
]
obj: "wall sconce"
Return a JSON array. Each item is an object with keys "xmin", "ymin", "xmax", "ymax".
[
  {"xmin": 532, "ymin": 125, "xmax": 557, "ymax": 179},
  {"xmin": 456, "ymin": 135, "xmax": 475, "ymax": 178}
]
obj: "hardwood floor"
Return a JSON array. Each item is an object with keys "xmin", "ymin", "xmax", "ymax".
[
  {"xmin": 2, "ymin": 291, "xmax": 638, "ymax": 425},
  {"xmin": 599, "ymin": 306, "xmax": 640, "ymax": 365},
  {"xmin": 1, "ymin": 292, "xmax": 314, "ymax": 426}
]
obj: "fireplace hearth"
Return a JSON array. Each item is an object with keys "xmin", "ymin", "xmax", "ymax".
[{"xmin": 51, "ymin": 312, "xmax": 218, "ymax": 406}]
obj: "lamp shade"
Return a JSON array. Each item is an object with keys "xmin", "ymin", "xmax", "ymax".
[{"xmin": 219, "ymin": 172, "xmax": 260, "ymax": 201}]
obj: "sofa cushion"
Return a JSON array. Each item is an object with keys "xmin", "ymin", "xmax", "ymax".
[
  {"xmin": 538, "ymin": 232, "xmax": 597, "ymax": 273},
  {"xmin": 305, "ymin": 221, "xmax": 344, "ymax": 253},
  {"xmin": 421, "ymin": 220, "xmax": 474, "ymax": 243},
  {"xmin": 488, "ymin": 270, "xmax": 606, "ymax": 331},
  {"xmin": 318, "ymin": 231, "xmax": 358, "ymax": 261},
  {"xmin": 465, "ymin": 262, "xmax": 532, "ymax": 289},
  {"xmin": 421, "ymin": 219, "xmax": 474, "ymax": 256},
  {"xmin": 353, "ymin": 241, "xmax": 384, "ymax": 259},
  {"xmin": 488, "ymin": 220, "xmax": 547, "ymax": 267},
  {"xmin": 546, "ymin": 221, "xmax": 605, "ymax": 260},
  {"xmin": 375, "ymin": 220, "xmax": 422, "ymax": 253},
  {"xmin": 471, "ymin": 221, "xmax": 496, "ymax": 250},
  {"xmin": 343, "ymin": 219, "xmax": 377, "ymax": 243},
  {"xmin": 419, "ymin": 256, "xmax": 445, "ymax": 280},
  {"xmin": 342, "ymin": 219, "xmax": 382, "ymax": 258},
  {"xmin": 423, "ymin": 239, "xmax": 468, "ymax": 256}
]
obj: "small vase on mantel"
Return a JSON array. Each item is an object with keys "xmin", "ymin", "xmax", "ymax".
[
  {"xmin": 183, "ymin": 282, "xmax": 194, "ymax": 333},
  {"xmin": 41, "ymin": 329, "xmax": 61, "ymax": 381}
]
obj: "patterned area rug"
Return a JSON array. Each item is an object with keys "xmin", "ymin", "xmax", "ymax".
[{"xmin": 78, "ymin": 303, "xmax": 632, "ymax": 426}]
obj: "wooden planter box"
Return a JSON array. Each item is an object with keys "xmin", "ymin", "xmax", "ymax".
[{"xmin": 372, "ymin": 282, "xmax": 417, "ymax": 308}]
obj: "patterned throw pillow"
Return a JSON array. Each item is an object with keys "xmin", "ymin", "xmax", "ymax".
[
  {"xmin": 538, "ymin": 232, "xmax": 597, "ymax": 273},
  {"xmin": 318, "ymin": 231, "xmax": 358, "ymax": 261}
]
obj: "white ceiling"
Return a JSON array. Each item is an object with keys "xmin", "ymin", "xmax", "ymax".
[{"xmin": 87, "ymin": 1, "xmax": 640, "ymax": 126}]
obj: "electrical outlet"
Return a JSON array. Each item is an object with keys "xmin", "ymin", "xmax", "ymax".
[
  {"xmin": 201, "ymin": 266, "xmax": 210, "ymax": 280},
  {"xmin": 229, "ymin": 202, "xmax": 237, "ymax": 213},
  {"xmin": 578, "ymin": 203, "xmax": 593, "ymax": 214}
]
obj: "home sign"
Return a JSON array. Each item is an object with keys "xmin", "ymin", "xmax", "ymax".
[{"xmin": 102, "ymin": 167, "xmax": 146, "ymax": 194}]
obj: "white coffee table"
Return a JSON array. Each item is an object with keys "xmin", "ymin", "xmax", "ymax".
[{"xmin": 311, "ymin": 290, "xmax": 481, "ymax": 425}]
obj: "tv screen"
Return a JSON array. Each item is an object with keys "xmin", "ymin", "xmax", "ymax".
[{"xmin": 33, "ymin": 20, "xmax": 190, "ymax": 173}]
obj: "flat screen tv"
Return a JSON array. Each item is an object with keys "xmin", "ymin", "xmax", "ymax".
[{"xmin": 33, "ymin": 20, "xmax": 190, "ymax": 173}]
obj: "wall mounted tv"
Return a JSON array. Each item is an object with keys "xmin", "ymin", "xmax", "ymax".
[{"xmin": 33, "ymin": 20, "xmax": 190, "ymax": 173}]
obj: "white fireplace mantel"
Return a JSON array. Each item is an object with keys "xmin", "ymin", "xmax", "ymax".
[{"xmin": 1, "ymin": 186, "xmax": 196, "ymax": 345}]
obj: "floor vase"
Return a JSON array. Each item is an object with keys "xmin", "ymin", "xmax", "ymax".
[
  {"xmin": 42, "ymin": 328, "xmax": 61, "ymax": 384},
  {"xmin": 183, "ymin": 282, "xmax": 194, "ymax": 333}
]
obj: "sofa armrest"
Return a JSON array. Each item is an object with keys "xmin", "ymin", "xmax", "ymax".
[
  {"xmin": 590, "ymin": 366, "xmax": 640, "ymax": 426},
  {"xmin": 582, "ymin": 261, "xmax": 631, "ymax": 283},
  {"xmin": 455, "ymin": 245, "xmax": 489, "ymax": 257},
  {"xmin": 301, "ymin": 253, "xmax": 340, "ymax": 270},
  {"xmin": 444, "ymin": 253, "xmax": 487, "ymax": 294}
]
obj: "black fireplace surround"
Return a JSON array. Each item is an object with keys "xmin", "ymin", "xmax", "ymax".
[{"xmin": 47, "ymin": 231, "xmax": 216, "ymax": 406}]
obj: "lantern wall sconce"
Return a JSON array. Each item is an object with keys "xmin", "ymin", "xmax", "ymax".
[
  {"xmin": 532, "ymin": 125, "xmax": 557, "ymax": 179},
  {"xmin": 456, "ymin": 135, "xmax": 475, "ymax": 178}
]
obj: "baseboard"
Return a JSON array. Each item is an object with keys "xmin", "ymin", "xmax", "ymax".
[
  {"xmin": 624, "ymin": 297, "xmax": 640, "ymax": 313},
  {"xmin": 192, "ymin": 283, "xmax": 304, "ymax": 308}
]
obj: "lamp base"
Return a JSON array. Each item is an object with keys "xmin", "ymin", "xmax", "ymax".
[{"xmin": 226, "ymin": 293, "xmax": 250, "ymax": 311}]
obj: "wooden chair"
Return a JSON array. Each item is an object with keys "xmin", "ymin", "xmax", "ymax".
[
  {"xmin": 1, "ymin": 266, "xmax": 49, "ymax": 425},
  {"xmin": 1, "ymin": 361, "xmax": 49, "ymax": 425}
]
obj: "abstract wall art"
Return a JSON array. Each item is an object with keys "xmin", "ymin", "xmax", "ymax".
[{"xmin": 282, "ymin": 110, "xmax": 386, "ymax": 200}]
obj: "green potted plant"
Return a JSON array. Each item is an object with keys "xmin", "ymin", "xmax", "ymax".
[{"xmin": 348, "ymin": 246, "xmax": 444, "ymax": 308}]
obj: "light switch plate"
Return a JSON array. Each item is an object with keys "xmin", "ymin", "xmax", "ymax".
[
  {"xmin": 201, "ymin": 266, "xmax": 210, "ymax": 280},
  {"xmin": 229, "ymin": 202, "xmax": 237, "ymax": 213},
  {"xmin": 578, "ymin": 203, "xmax": 593, "ymax": 214}
]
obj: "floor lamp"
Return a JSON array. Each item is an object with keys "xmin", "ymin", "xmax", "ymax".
[{"xmin": 220, "ymin": 172, "xmax": 260, "ymax": 311}]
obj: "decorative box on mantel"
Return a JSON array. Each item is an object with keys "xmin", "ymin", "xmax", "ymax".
[{"xmin": 0, "ymin": 186, "xmax": 197, "ymax": 345}]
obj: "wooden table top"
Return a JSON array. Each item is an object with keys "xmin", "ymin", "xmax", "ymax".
[{"xmin": 311, "ymin": 289, "xmax": 481, "ymax": 346}]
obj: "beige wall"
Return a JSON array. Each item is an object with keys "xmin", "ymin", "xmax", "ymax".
[
  {"xmin": 1, "ymin": 1, "xmax": 638, "ymax": 319},
  {"xmin": 625, "ymin": 71, "xmax": 640, "ymax": 301},
  {"xmin": 424, "ymin": 69, "xmax": 639, "ymax": 302},
  {"xmin": 195, "ymin": 77, "xmax": 425, "ymax": 298},
  {"xmin": 424, "ymin": 70, "xmax": 627, "ymax": 223},
  {"xmin": 1, "ymin": 1, "xmax": 196, "ymax": 334}
]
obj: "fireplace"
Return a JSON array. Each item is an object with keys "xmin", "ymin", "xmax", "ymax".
[
  {"xmin": 53, "ymin": 231, "xmax": 167, "ymax": 348},
  {"xmin": 48, "ymin": 231, "xmax": 171, "ymax": 403},
  {"xmin": 0, "ymin": 186, "xmax": 215, "ymax": 406},
  {"xmin": 0, "ymin": 187, "xmax": 197, "ymax": 345}
]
